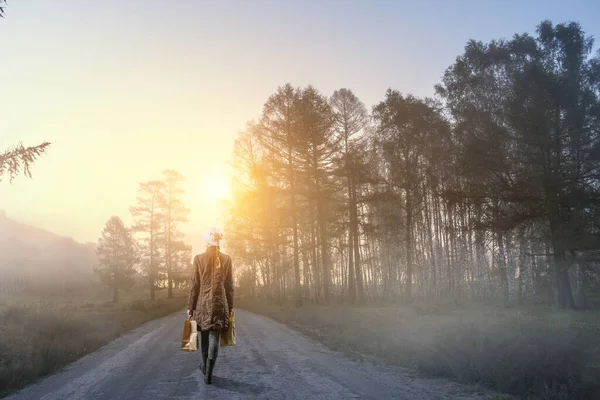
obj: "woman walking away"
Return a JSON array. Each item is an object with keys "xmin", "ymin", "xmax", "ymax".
[{"xmin": 187, "ymin": 227, "xmax": 234, "ymax": 384}]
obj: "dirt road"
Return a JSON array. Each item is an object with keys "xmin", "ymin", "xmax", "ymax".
[{"xmin": 7, "ymin": 310, "xmax": 496, "ymax": 400}]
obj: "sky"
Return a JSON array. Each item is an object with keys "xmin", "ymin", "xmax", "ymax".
[{"xmin": 1, "ymin": 0, "xmax": 599, "ymax": 252}]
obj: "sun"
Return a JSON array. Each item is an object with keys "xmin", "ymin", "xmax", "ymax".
[{"xmin": 204, "ymin": 171, "xmax": 231, "ymax": 201}]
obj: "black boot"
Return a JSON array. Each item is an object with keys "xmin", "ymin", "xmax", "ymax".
[
  {"xmin": 204, "ymin": 359, "xmax": 215, "ymax": 384},
  {"xmin": 199, "ymin": 355, "xmax": 207, "ymax": 375}
]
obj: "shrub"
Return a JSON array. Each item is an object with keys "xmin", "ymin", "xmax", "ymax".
[{"xmin": 130, "ymin": 299, "xmax": 146, "ymax": 312}]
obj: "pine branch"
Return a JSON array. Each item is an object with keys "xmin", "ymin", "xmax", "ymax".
[{"xmin": 0, "ymin": 142, "xmax": 52, "ymax": 183}]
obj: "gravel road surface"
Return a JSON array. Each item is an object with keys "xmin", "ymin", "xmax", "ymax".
[{"xmin": 6, "ymin": 310, "xmax": 496, "ymax": 400}]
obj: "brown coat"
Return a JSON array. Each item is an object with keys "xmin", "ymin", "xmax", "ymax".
[{"xmin": 187, "ymin": 249, "xmax": 234, "ymax": 332}]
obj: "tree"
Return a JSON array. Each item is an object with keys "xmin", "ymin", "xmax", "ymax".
[
  {"xmin": 330, "ymin": 88, "xmax": 369, "ymax": 304},
  {"xmin": 257, "ymin": 84, "xmax": 304, "ymax": 306},
  {"xmin": 373, "ymin": 91, "xmax": 451, "ymax": 303},
  {"xmin": 130, "ymin": 181, "xmax": 165, "ymax": 300},
  {"xmin": 436, "ymin": 21, "xmax": 600, "ymax": 308},
  {"xmin": 227, "ymin": 122, "xmax": 285, "ymax": 299},
  {"xmin": 223, "ymin": 20, "xmax": 600, "ymax": 312},
  {"xmin": 0, "ymin": 142, "xmax": 51, "ymax": 183},
  {"xmin": 0, "ymin": 1, "xmax": 6, "ymax": 18},
  {"xmin": 294, "ymin": 85, "xmax": 337, "ymax": 303},
  {"xmin": 160, "ymin": 170, "xmax": 190, "ymax": 298},
  {"xmin": 170, "ymin": 240, "xmax": 193, "ymax": 290},
  {"xmin": 95, "ymin": 216, "xmax": 137, "ymax": 303}
]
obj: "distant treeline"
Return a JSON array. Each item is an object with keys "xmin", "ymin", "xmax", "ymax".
[
  {"xmin": 226, "ymin": 20, "xmax": 600, "ymax": 309},
  {"xmin": 0, "ymin": 169, "xmax": 195, "ymax": 302},
  {"xmin": 103, "ymin": 169, "xmax": 193, "ymax": 301}
]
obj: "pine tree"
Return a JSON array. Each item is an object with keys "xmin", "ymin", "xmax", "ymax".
[
  {"xmin": 160, "ymin": 170, "xmax": 190, "ymax": 298},
  {"xmin": 95, "ymin": 216, "xmax": 137, "ymax": 303},
  {"xmin": 130, "ymin": 181, "xmax": 165, "ymax": 300},
  {"xmin": 330, "ymin": 88, "xmax": 370, "ymax": 304},
  {"xmin": 0, "ymin": 142, "xmax": 51, "ymax": 183}
]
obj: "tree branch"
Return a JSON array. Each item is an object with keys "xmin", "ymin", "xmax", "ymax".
[{"xmin": 0, "ymin": 142, "xmax": 52, "ymax": 183}]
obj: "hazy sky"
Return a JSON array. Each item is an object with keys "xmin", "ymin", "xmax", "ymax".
[{"xmin": 1, "ymin": 0, "xmax": 599, "ymax": 249}]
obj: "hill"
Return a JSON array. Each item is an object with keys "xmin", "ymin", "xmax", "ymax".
[{"xmin": 0, "ymin": 211, "xmax": 97, "ymax": 294}]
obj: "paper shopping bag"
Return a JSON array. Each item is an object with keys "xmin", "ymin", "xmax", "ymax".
[
  {"xmin": 181, "ymin": 318, "xmax": 198, "ymax": 352},
  {"xmin": 220, "ymin": 310, "xmax": 236, "ymax": 347}
]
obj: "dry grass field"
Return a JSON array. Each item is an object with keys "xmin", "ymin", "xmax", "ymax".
[
  {"xmin": 239, "ymin": 298, "xmax": 600, "ymax": 400},
  {"xmin": 0, "ymin": 285, "xmax": 187, "ymax": 397}
]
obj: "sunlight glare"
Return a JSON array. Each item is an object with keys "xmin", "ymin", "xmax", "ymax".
[{"xmin": 203, "ymin": 170, "xmax": 231, "ymax": 202}]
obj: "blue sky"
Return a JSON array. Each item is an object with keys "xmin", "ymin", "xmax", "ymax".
[{"xmin": 0, "ymin": 0, "xmax": 598, "ymax": 246}]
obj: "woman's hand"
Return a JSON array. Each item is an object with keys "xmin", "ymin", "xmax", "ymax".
[{"xmin": 187, "ymin": 310, "xmax": 193, "ymax": 319}]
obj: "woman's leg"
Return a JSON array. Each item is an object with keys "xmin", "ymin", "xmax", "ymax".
[
  {"xmin": 208, "ymin": 330, "xmax": 220, "ymax": 360},
  {"xmin": 204, "ymin": 330, "xmax": 220, "ymax": 384},
  {"xmin": 200, "ymin": 331, "xmax": 209, "ymax": 373}
]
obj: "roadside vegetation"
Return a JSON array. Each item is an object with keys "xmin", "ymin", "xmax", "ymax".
[
  {"xmin": 0, "ymin": 286, "xmax": 186, "ymax": 397},
  {"xmin": 239, "ymin": 297, "xmax": 600, "ymax": 400}
]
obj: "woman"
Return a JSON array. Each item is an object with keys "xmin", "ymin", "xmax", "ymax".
[{"xmin": 187, "ymin": 227, "xmax": 234, "ymax": 384}]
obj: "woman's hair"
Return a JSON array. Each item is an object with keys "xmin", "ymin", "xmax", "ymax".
[{"xmin": 206, "ymin": 245, "xmax": 221, "ymax": 269}]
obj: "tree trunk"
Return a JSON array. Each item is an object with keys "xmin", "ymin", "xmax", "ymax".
[
  {"xmin": 517, "ymin": 230, "xmax": 527, "ymax": 305},
  {"xmin": 444, "ymin": 202, "xmax": 454, "ymax": 299},
  {"xmin": 149, "ymin": 273, "xmax": 155, "ymax": 300},
  {"xmin": 547, "ymin": 186, "xmax": 575, "ymax": 308},
  {"xmin": 347, "ymin": 227, "xmax": 356, "ymax": 303},
  {"xmin": 345, "ymin": 147, "xmax": 357, "ymax": 304},
  {"xmin": 302, "ymin": 240, "xmax": 311, "ymax": 301},
  {"xmin": 474, "ymin": 205, "xmax": 485, "ymax": 300},
  {"xmin": 290, "ymin": 163, "xmax": 302, "ymax": 307},
  {"xmin": 351, "ymin": 174, "xmax": 365, "ymax": 303},
  {"xmin": 310, "ymin": 204, "xmax": 321, "ymax": 303},
  {"xmin": 405, "ymin": 191, "xmax": 413, "ymax": 303},
  {"xmin": 424, "ymin": 192, "xmax": 437, "ymax": 299},
  {"xmin": 497, "ymin": 232, "xmax": 510, "ymax": 306},
  {"xmin": 251, "ymin": 261, "xmax": 257, "ymax": 298},
  {"xmin": 553, "ymin": 248, "xmax": 574, "ymax": 308},
  {"xmin": 574, "ymin": 263, "xmax": 588, "ymax": 309},
  {"xmin": 316, "ymin": 185, "xmax": 331, "ymax": 304},
  {"xmin": 150, "ymin": 223, "xmax": 156, "ymax": 301},
  {"xmin": 167, "ymin": 187, "xmax": 173, "ymax": 299}
]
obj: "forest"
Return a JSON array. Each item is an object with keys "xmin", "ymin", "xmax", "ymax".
[{"xmin": 226, "ymin": 20, "xmax": 600, "ymax": 310}]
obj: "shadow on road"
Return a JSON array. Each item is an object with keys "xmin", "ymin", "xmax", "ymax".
[{"xmin": 212, "ymin": 376, "xmax": 269, "ymax": 395}]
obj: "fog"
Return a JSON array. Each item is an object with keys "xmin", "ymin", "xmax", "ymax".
[{"xmin": 0, "ymin": 211, "xmax": 96, "ymax": 293}]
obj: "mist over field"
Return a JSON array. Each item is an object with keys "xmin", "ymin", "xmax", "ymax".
[{"xmin": 0, "ymin": 211, "xmax": 95, "ymax": 293}]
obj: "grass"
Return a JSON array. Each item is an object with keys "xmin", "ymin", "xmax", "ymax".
[
  {"xmin": 0, "ymin": 285, "xmax": 187, "ymax": 397},
  {"xmin": 238, "ymin": 297, "xmax": 600, "ymax": 400}
]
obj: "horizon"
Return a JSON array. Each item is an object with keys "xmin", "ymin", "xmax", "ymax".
[{"xmin": 1, "ymin": 0, "xmax": 599, "ymax": 249}]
